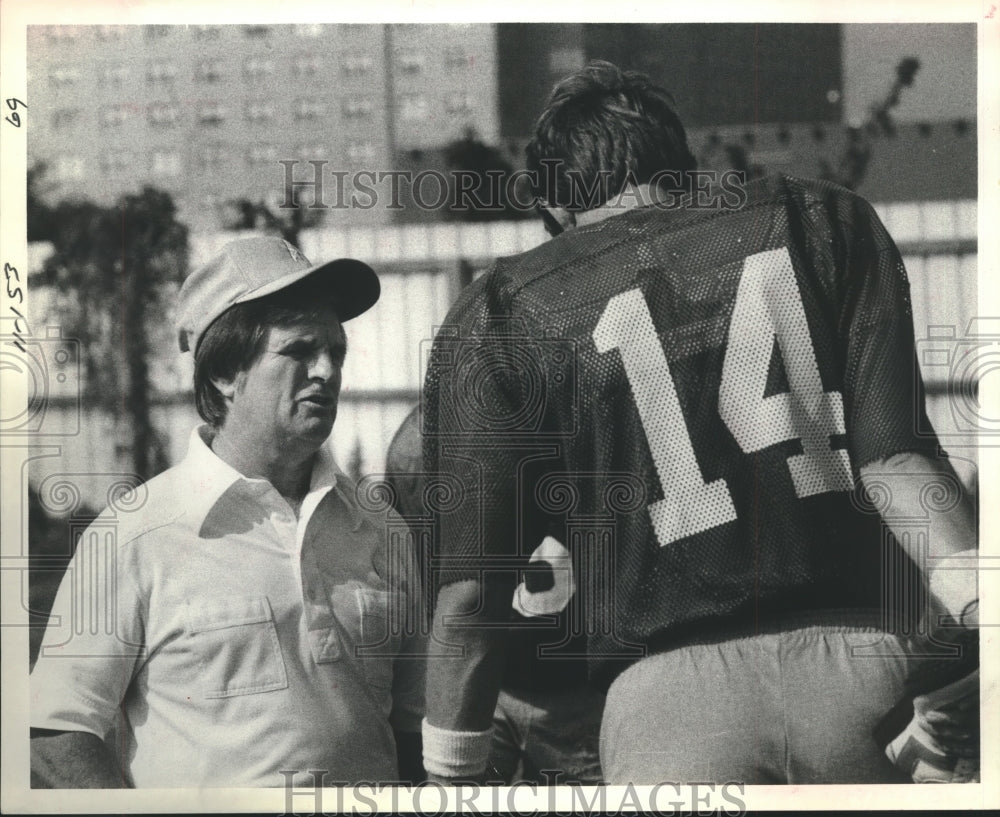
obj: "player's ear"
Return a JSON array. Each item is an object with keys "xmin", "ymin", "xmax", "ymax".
[{"xmin": 538, "ymin": 203, "xmax": 576, "ymax": 237}]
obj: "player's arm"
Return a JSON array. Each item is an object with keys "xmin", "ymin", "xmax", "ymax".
[
  {"xmin": 837, "ymin": 192, "xmax": 978, "ymax": 628},
  {"xmin": 841, "ymin": 192, "xmax": 978, "ymax": 774},
  {"xmin": 860, "ymin": 450, "xmax": 979, "ymax": 769},
  {"xmin": 420, "ymin": 295, "xmax": 522, "ymax": 784},
  {"xmin": 30, "ymin": 729, "xmax": 129, "ymax": 788},
  {"xmin": 859, "ymin": 451, "xmax": 977, "ymax": 629},
  {"xmin": 423, "ymin": 578, "xmax": 511, "ymax": 784}
]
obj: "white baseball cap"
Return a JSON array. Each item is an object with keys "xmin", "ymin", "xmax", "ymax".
[{"xmin": 176, "ymin": 236, "xmax": 379, "ymax": 353}]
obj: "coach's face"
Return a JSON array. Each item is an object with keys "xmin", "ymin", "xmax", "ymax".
[{"xmin": 228, "ymin": 305, "xmax": 347, "ymax": 454}]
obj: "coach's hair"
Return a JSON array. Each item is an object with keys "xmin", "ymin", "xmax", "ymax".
[
  {"xmin": 526, "ymin": 60, "xmax": 697, "ymax": 212},
  {"xmin": 193, "ymin": 278, "xmax": 345, "ymax": 428}
]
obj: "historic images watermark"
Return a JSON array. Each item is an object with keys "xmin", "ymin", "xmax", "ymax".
[
  {"xmin": 276, "ymin": 160, "xmax": 749, "ymax": 214},
  {"xmin": 279, "ymin": 772, "xmax": 748, "ymax": 816}
]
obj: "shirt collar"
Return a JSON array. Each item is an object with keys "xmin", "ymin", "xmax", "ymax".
[
  {"xmin": 307, "ymin": 438, "xmax": 339, "ymax": 494},
  {"xmin": 181, "ymin": 425, "xmax": 339, "ymax": 528}
]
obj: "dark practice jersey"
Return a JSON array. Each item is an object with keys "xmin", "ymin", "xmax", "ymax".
[{"xmin": 422, "ymin": 174, "xmax": 941, "ymax": 690}]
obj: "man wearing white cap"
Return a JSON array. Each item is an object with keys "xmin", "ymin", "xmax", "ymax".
[{"xmin": 30, "ymin": 237, "xmax": 426, "ymax": 787}]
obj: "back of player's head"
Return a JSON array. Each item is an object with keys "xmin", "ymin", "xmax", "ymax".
[{"xmin": 526, "ymin": 60, "xmax": 696, "ymax": 212}]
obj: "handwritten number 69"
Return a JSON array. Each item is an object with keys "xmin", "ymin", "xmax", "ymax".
[{"xmin": 5, "ymin": 98, "xmax": 26, "ymax": 127}]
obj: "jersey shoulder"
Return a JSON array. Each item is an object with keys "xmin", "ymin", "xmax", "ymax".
[
  {"xmin": 458, "ymin": 174, "xmax": 892, "ymax": 332},
  {"xmin": 436, "ymin": 261, "xmax": 527, "ymax": 336},
  {"xmin": 756, "ymin": 173, "xmax": 889, "ymax": 242}
]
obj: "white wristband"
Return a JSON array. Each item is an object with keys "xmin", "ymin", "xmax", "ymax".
[
  {"xmin": 421, "ymin": 718, "xmax": 493, "ymax": 778},
  {"xmin": 929, "ymin": 548, "xmax": 979, "ymax": 626}
]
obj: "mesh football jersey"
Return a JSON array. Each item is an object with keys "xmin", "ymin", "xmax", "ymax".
[{"xmin": 422, "ymin": 174, "xmax": 941, "ymax": 689}]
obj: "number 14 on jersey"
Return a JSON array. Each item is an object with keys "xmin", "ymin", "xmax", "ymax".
[{"xmin": 593, "ymin": 246, "xmax": 854, "ymax": 548}]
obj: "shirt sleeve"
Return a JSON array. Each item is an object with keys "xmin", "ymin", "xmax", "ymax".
[
  {"xmin": 30, "ymin": 520, "xmax": 145, "ymax": 739},
  {"xmin": 836, "ymin": 193, "xmax": 940, "ymax": 475},
  {"xmin": 421, "ymin": 285, "xmax": 531, "ymax": 592}
]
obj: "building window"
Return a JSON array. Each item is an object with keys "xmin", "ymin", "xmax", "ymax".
[
  {"xmin": 294, "ymin": 23, "xmax": 324, "ymax": 37},
  {"xmin": 195, "ymin": 59, "xmax": 224, "ymax": 82},
  {"xmin": 49, "ymin": 66, "xmax": 80, "ymax": 87},
  {"xmin": 99, "ymin": 62, "xmax": 129, "ymax": 85},
  {"xmin": 54, "ymin": 155, "xmax": 85, "ymax": 181},
  {"xmin": 51, "ymin": 108, "xmax": 81, "ymax": 129},
  {"xmin": 244, "ymin": 56, "xmax": 275, "ymax": 79},
  {"xmin": 293, "ymin": 98, "xmax": 326, "ymax": 121},
  {"xmin": 245, "ymin": 101, "xmax": 275, "ymax": 123},
  {"xmin": 192, "ymin": 25, "xmax": 222, "ymax": 40},
  {"xmin": 148, "ymin": 102, "xmax": 180, "ymax": 126},
  {"xmin": 444, "ymin": 92, "xmax": 472, "ymax": 115},
  {"xmin": 147, "ymin": 59, "xmax": 178, "ymax": 83},
  {"xmin": 396, "ymin": 50, "xmax": 425, "ymax": 75},
  {"xmin": 296, "ymin": 144, "xmax": 328, "ymax": 161},
  {"xmin": 345, "ymin": 141, "xmax": 376, "ymax": 165},
  {"xmin": 342, "ymin": 96, "xmax": 373, "ymax": 120},
  {"xmin": 197, "ymin": 143, "xmax": 226, "ymax": 171},
  {"xmin": 101, "ymin": 150, "xmax": 132, "ymax": 174},
  {"xmin": 293, "ymin": 53, "xmax": 323, "ymax": 77},
  {"xmin": 151, "ymin": 151, "xmax": 182, "ymax": 177},
  {"xmin": 144, "ymin": 25, "xmax": 171, "ymax": 41},
  {"xmin": 197, "ymin": 102, "xmax": 226, "ymax": 125},
  {"xmin": 100, "ymin": 104, "xmax": 132, "ymax": 127},
  {"xmin": 242, "ymin": 25, "xmax": 271, "ymax": 38},
  {"xmin": 246, "ymin": 144, "xmax": 279, "ymax": 166},
  {"xmin": 444, "ymin": 47, "xmax": 470, "ymax": 70},
  {"xmin": 398, "ymin": 93, "xmax": 427, "ymax": 121},
  {"xmin": 342, "ymin": 54, "xmax": 373, "ymax": 78}
]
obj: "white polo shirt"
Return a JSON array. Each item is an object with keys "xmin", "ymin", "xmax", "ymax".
[{"xmin": 30, "ymin": 426, "xmax": 426, "ymax": 787}]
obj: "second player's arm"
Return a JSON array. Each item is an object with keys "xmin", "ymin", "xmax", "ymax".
[
  {"xmin": 424, "ymin": 577, "xmax": 511, "ymax": 783},
  {"xmin": 420, "ymin": 289, "xmax": 525, "ymax": 783}
]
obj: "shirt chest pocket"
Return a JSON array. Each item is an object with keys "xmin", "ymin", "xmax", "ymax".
[{"xmin": 185, "ymin": 596, "xmax": 288, "ymax": 698}]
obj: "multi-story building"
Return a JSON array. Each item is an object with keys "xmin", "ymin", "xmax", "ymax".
[
  {"xmin": 27, "ymin": 23, "xmax": 499, "ymax": 232},
  {"xmin": 28, "ymin": 22, "xmax": 976, "ymax": 229},
  {"xmin": 386, "ymin": 24, "xmax": 500, "ymax": 151}
]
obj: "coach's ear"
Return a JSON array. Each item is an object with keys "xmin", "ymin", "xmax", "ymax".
[{"xmin": 211, "ymin": 374, "xmax": 239, "ymax": 401}]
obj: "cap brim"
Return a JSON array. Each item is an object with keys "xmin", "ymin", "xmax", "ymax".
[{"xmin": 233, "ymin": 257, "xmax": 380, "ymax": 322}]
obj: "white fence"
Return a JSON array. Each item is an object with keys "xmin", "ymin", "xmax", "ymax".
[{"xmin": 19, "ymin": 203, "xmax": 981, "ymax": 514}]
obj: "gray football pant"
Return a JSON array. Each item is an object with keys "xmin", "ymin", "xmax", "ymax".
[
  {"xmin": 490, "ymin": 685, "xmax": 605, "ymax": 784},
  {"xmin": 601, "ymin": 620, "xmax": 942, "ymax": 784}
]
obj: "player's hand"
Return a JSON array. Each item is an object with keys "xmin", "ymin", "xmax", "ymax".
[
  {"xmin": 884, "ymin": 669, "xmax": 980, "ymax": 782},
  {"xmin": 913, "ymin": 676, "xmax": 979, "ymax": 760}
]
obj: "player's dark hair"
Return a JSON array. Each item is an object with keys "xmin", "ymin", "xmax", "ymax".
[
  {"xmin": 193, "ymin": 279, "xmax": 345, "ymax": 428},
  {"xmin": 526, "ymin": 60, "xmax": 697, "ymax": 212}
]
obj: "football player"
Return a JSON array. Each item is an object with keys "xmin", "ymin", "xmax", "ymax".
[
  {"xmin": 386, "ymin": 406, "xmax": 604, "ymax": 783},
  {"xmin": 421, "ymin": 61, "xmax": 978, "ymax": 784}
]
